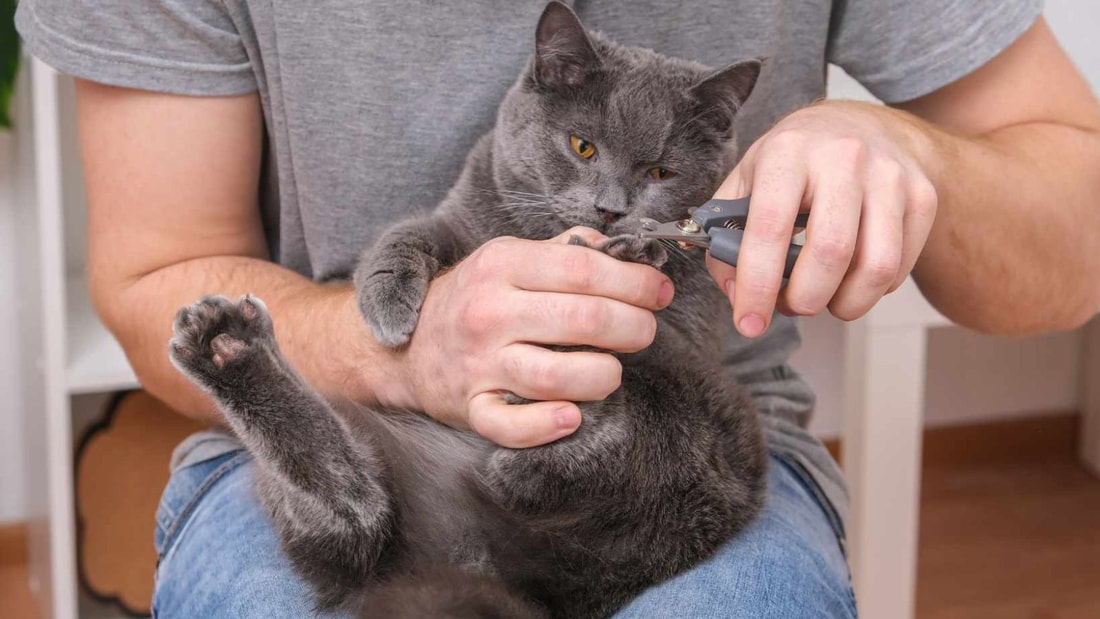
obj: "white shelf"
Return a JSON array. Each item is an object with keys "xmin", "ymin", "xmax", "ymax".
[{"xmin": 65, "ymin": 276, "xmax": 138, "ymax": 394}]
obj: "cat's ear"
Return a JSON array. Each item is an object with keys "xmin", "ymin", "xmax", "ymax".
[
  {"xmin": 534, "ymin": 1, "xmax": 600, "ymax": 87},
  {"xmin": 690, "ymin": 59, "xmax": 763, "ymax": 133}
]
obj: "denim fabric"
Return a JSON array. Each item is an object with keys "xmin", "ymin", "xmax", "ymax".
[{"xmin": 152, "ymin": 450, "xmax": 856, "ymax": 618}]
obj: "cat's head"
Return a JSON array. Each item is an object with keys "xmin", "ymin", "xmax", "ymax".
[{"xmin": 491, "ymin": 1, "xmax": 761, "ymax": 236}]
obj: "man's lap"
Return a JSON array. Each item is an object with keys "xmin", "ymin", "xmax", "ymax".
[{"xmin": 152, "ymin": 447, "xmax": 855, "ymax": 618}]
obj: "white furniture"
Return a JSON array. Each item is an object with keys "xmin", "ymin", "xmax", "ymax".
[
  {"xmin": 842, "ymin": 280, "xmax": 950, "ymax": 619},
  {"xmin": 17, "ymin": 58, "xmax": 139, "ymax": 619}
]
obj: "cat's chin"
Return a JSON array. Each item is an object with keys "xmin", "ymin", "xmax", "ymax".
[
  {"xmin": 602, "ymin": 218, "xmax": 640, "ymax": 237},
  {"xmin": 554, "ymin": 216, "xmax": 622, "ymax": 236}
]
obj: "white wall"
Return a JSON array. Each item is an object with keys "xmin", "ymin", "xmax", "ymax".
[{"xmin": 0, "ymin": 3, "xmax": 1097, "ymax": 522}]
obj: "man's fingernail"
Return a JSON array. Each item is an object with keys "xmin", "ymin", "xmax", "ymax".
[
  {"xmin": 658, "ymin": 280, "xmax": 675, "ymax": 307},
  {"xmin": 738, "ymin": 314, "xmax": 766, "ymax": 338},
  {"xmin": 723, "ymin": 279, "xmax": 735, "ymax": 303},
  {"xmin": 554, "ymin": 406, "xmax": 580, "ymax": 429}
]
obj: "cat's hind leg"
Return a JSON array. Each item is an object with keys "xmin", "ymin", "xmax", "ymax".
[{"xmin": 170, "ymin": 295, "xmax": 395, "ymax": 610}]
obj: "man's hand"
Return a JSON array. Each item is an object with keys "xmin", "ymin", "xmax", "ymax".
[
  {"xmin": 391, "ymin": 228, "xmax": 674, "ymax": 448},
  {"xmin": 712, "ymin": 18, "xmax": 1100, "ymax": 337},
  {"xmin": 708, "ymin": 101, "xmax": 939, "ymax": 338}
]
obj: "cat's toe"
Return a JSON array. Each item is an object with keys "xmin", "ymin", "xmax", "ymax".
[
  {"xmin": 598, "ymin": 235, "xmax": 668, "ymax": 269},
  {"xmin": 362, "ymin": 302, "xmax": 419, "ymax": 348},
  {"xmin": 567, "ymin": 234, "xmax": 593, "ymax": 248},
  {"xmin": 358, "ymin": 271, "xmax": 427, "ymax": 348}
]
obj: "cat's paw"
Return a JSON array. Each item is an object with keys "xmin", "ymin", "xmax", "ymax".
[
  {"xmin": 357, "ymin": 266, "xmax": 429, "ymax": 348},
  {"xmin": 169, "ymin": 294, "xmax": 275, "ymax": 386},
  {"xmin": 572, "ymin": 234, "xmax": 668, "ymax": 269},
  {"xmin": 599, "ymin": 235, "xmax": 668, "ymax": 268}
]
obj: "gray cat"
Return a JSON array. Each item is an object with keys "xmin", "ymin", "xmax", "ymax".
[{"xmin": 168, "ymin": 3, "xmax": 767, "ymax": 617}]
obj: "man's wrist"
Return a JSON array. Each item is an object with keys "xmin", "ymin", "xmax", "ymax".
[
  {"xmin": 321, "ymin": 285, "xmax": 420, "ymax": 410},
  {"xmin": 873, "ymin": 102, "xmax": 947, "ymax": 193}
]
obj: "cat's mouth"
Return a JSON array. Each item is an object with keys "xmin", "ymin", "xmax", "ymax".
[{"xmin": 599, "ymin": 210, "xmax": 624, "ymax": 227}]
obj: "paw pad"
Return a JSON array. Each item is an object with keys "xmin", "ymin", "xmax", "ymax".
[{"xmin": 169, "ymin": 294, "xmax": 273, "ymax": 378}]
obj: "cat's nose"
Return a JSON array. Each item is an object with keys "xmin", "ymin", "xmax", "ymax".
[{"xmin": 595, "ymin": 205, "xmax": 625, "ymax": 225}]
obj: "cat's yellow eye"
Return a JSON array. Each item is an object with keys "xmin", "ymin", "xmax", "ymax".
[
  {"xmin": 570, "ymin": 135, "xmax": 597, "ymax": 159},
  {"xmin": 648, "ymin": 167, "xmax": 677, "ymax": 181}
]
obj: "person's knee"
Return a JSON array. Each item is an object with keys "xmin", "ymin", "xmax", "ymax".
[
  {"xmin": 747, "ymin": 530, "xmax": 857, "ymax": 618},
  {"xmin": 153, "ymin": 457, "xmax": 337, "ymax": 618},
  {"xmin": 616, "ymin": 527, "xmax": 856, "ymax": 618}
]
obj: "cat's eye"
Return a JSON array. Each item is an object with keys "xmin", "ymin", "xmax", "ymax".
[
  {"xmin": 570, "ymin": 135, "xmax": 597, "ymax": 160},
  {"xmin": 648, "ymin": 167, "xmax": 677, "ymax": 181}
]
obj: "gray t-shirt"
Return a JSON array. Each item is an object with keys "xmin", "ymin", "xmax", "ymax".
[{"xmin": 17, "ymin": 0, "xmax": 1042, "ymax": 535}]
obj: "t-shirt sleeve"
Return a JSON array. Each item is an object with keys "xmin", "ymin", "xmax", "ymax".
[
  {"xmin": 15, "ymin": 0, "xmax": 256, "ymax": 96},
  {"xmin": 827, "ymin": 0, "xmax": 1044, "ymax": 103}
]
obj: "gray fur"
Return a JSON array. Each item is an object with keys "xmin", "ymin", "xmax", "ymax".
[{"xmin": 170, "ymin": 3, "xmax": 767, "ymax": 617}]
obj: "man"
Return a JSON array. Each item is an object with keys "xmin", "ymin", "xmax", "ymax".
[{"xmin": 17, "ymin": 0, "xmax": 1100, "ymax": 616}]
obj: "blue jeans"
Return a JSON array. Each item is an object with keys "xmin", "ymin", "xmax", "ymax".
[{"xmin": 152, "ymin": 449, "xmax": 856, "ymax": 618}]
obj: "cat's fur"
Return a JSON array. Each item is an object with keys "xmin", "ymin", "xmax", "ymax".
[{"xmin": 168, "ymin": 3, "xmax": 767, "ymax": 617}]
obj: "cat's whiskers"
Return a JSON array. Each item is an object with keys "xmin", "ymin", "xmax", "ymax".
[
  {"xmin": 658, "ymin": 238, "xmax": 697, "ymax": 268},
  {"xmin": 497, "ymin": 189, "xmax": 552, "ymax": 200},
  {"xmin": 472, "ymin": 188, "xmax": 553, "ymax": 205},
  {"xmin": 497, "ymin": 207, "xmax": 561, "ymax": 222},
  {"xmin": 495, "ymin": 200, "xmax": 549, "ymax": 208}
]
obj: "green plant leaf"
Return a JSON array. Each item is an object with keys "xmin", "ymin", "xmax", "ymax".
[{"xmin": 0, "ymin": 0, "xmax": 21, "ymax": 128}]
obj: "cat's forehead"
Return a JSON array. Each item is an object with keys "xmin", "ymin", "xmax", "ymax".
[
  {"xmin": 587, "ymin": 60, "xmax": 708, "ymax": 159},
  {"xmin": 596, "ymin": 37, "xmax": 710, "ymax": 101}
]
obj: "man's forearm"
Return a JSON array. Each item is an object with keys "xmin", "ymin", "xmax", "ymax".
[
  {"xmin": 910, "ymin": 116, "xmax": 1100, "ymax": 334},
  {"xmin": 94, "ymin": 256, "xmax": 410, "ymax": 425}
]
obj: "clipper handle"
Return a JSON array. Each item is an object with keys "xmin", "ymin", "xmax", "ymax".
[{"xmin": 708, "ymin": 226, "xmax": 801, "ymax": 279}]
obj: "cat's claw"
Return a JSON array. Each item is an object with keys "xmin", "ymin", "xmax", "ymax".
[{"xmin": 169, "ymin": 294, "xmax": 275, "ymax": 384}]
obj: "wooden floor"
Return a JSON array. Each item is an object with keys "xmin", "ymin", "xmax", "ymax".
[
  {"xmin": 915, "ymin": 415, "xmax": 1100, "ymax": 619},
  {"xmin": 0, "ymin": 525, "xmax": 37, "ymax": 619},
  {"xmin": 2, "ymin": 414, "xmax": 1098, "ymax": 618}
]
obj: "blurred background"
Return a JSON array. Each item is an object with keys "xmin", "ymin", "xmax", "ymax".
[{"xmin": 1, "ymin": 1, "xmax": 1098, "ymax": 618}]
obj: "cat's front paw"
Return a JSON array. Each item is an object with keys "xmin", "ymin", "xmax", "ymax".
[
  {"xmin": 357, "ymin": 266, "xmax": 429, "ymax": 348},
  {"xmin": 600, "ymin": 235, "xmax": 669, "ymax": 268},
  {"xmin": 169, "ymin": 295, "xmax": 275, "ymax": 387},
  {"xmin": 571, "ymin": 234, "xmax": 668, "ymax": 269}
]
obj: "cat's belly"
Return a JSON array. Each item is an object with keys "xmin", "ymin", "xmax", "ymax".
[{"xmin": 339, "ymin": 404, "xmax": 499, "ymax": 570}]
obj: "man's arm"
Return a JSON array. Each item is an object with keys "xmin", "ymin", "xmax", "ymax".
[
  {"xmin": 708, "ymin": 17, "xmax": 1100, "ymax": 336},
  {"xmin": 899, "ymin": 18, "xmax": 1100, "ymax": 333},
  {"xmin": 77, "ymin": 81, "xmax": 403, "ymax": 424},
  {"xmin": 77, "ymin": 80, "xmax": 671, "ymax": 444}
]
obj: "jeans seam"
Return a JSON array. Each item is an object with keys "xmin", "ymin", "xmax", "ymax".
[
  {"xmin": 157, "ymin": 451, "xmax": 250, "ymax": 563},
  {"xmin": 772, "ymin": 452, "xmax": 848, "ymax": 557},
  {"xmin": 158, "ymin": 499, "xmax": 177, "ymax": 521},
  {"xmin": 773, "ymin": 455, "xmax": 858, "ymax": 616}
]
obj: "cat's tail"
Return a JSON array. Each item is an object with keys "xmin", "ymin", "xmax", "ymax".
[{"xmin": 361, "ymin": 566, "xmax": 546, "ymax": 619}]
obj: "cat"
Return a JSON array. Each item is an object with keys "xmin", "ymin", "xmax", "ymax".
[{"xmin": 168, "ymin": 3, "xmax": 767, "ymax": 617}]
